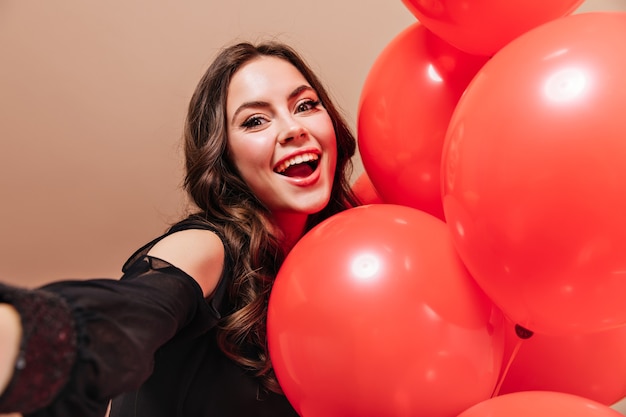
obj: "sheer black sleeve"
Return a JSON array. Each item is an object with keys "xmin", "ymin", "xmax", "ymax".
[{"xmin": 0, "ymin": 255, "xmax": 221, "ymax": 417}]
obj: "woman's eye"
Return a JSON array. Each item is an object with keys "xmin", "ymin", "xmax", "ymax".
[
  {"xmin": 296, "ymin": 99, "xmax": 320, "ymax": 113},
  {"xmin": 241, "ymin": 116, "xmax": 266, "ymax": 129}
]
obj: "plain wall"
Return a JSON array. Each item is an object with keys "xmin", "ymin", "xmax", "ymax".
[{"xmin": 2, "ymin": 0, "xmax": 626, "ymax": 414}]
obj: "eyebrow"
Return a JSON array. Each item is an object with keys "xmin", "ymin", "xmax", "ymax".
[{"xmin": 230, "ymin": 84, "xmax": 315, "ymax": 125}]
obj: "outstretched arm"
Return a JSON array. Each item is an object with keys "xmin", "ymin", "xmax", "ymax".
[{"xmin": 0, "ymin": 228, "xmax": 227, "ymax": 417}]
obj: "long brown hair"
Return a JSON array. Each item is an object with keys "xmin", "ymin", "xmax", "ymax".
[{"xmin": 183, "ymin": 41, "xmax": 359, "ymax": 393}]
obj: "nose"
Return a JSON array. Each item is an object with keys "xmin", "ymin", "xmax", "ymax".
[{"xmin": 277, "ymin": 118, "xmax": 307, "ymax": 144}]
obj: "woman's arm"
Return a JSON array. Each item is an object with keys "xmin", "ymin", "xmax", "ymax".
[
  {"xmin": 0, "ymin": 304, "xmax": 21, "ymax": 397},
  {"xmin": 0, "ymin": 228, "xmax": 227, "ymax": 416}
]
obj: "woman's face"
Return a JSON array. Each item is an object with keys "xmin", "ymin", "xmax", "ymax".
[{"xmin": 226, "ymin": 56, "xmax": 337, "ymax": 218}]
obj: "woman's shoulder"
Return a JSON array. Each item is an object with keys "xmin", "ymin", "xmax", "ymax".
[
  {"xmin": 147, "ymin": 217, "xmax": 225, "ymax": 298},
  {"xmin": 122, "ymin": 215, "xmax": 227, "ymax": 298}
]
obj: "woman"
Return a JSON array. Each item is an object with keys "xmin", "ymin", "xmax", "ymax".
[{"xmin": 0, "ymin": 41, "xmax": 359, "ymax": 416}]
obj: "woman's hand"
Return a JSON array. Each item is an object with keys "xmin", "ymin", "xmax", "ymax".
[{"xmin": 0, "ymin": 303, "xmax": 21, "ymax": 397}]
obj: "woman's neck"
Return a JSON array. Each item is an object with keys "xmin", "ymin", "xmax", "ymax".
[{"xmin": 273, "ymin": 212, "xmax": 309, "ymax": 252}]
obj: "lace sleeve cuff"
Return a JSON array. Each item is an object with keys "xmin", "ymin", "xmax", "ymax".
[{"xmin": 0, "ymin": 284, "xmax": 77, "ymax": 414}]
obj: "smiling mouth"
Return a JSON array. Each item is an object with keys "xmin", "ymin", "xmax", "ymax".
[{"xmin": 274, "ymin": 153, "xmax": 320, "ymax": 178}]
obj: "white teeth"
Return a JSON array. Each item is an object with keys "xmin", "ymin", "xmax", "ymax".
[{"xmin": 275, "ymin": 152, "xmax": 319, "ymax": 173}]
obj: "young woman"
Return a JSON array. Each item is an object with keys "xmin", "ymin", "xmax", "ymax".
[{"xmin": 0, "ymin": 41, "xmax": 360, "ymax": 417}]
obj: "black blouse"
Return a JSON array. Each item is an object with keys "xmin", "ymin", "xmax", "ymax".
[{"xmin": 0, "ymin": 217, "xmax": 299, "ymax": 417}]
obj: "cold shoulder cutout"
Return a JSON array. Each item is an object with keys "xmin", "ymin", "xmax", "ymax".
[{"xmin": 146, "ymin": 228, "xmax": 225, "ymax": 297}]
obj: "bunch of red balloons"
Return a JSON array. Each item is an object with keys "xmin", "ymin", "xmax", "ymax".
[{"xmin": 268, "ymin": 1, "xmax": 626, "ymax": 416}]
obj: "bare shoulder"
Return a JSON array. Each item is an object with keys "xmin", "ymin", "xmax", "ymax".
[{"xmin": 147, "ymin": 229, "xmax": 225, "ymax": 297}]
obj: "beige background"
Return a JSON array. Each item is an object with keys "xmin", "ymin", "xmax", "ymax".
[{"xmin": 1, "ymin": 0, "xmax": 626, "ymax": 413}]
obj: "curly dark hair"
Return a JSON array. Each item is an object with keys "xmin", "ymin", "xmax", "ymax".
[{"xmin": 182, "ymin": 41, "xmax": 359, "ymax": 393}]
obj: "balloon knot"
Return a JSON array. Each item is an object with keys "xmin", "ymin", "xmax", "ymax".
[{"xmin": 514, "ymin": 324, "xmax": 534, "ymax": 339}]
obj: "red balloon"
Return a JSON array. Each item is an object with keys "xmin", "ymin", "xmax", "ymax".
[
  {"xmin": 401, "ymin": 0, "xmax": 584, "ymax": 56},
  {"xmin": 498, "ymin": 323, "xmax": 626, "ymax": 405},
  {"xmin": 268, "ymin": 205, "xmax": 505, "ymax": 417},
  {"xmin": 458, "ymin": 391, "xmax": 623, "ymax": 417},
  {"xmin": 358, "ymin": 22, "xmax": 488, "ymax": 221},
  {"xmin": 351, "ymin": 171, "xmax": 383, "ymax": 205},
  {"xmin": 441, "ymin": 12, "xmax": 626, "ymax": 335}
]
